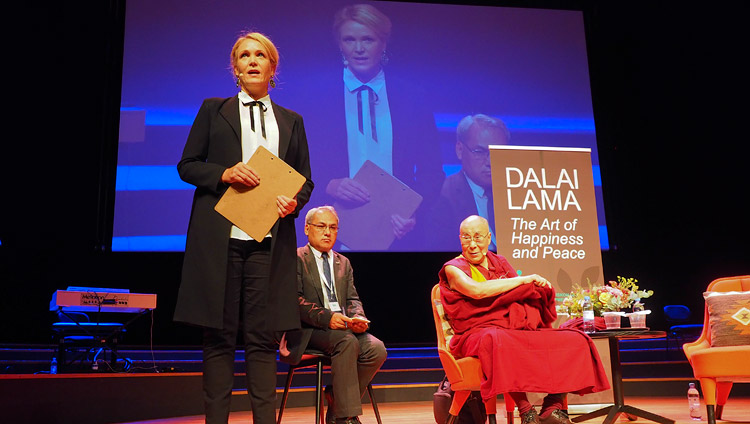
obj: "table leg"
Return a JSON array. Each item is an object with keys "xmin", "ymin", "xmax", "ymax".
[
  {"xmin": 572, "ymin": 406, "xmax": 610, "ymax": 423},
  {"xmin": 572, "ymin": 335, "xmax": 675, "ymax": 424},
  {"xmin": 620, "ymin": 405, "xmax": 675, "ymax": 424}
]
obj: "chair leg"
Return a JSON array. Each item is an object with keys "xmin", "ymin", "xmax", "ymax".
[
  {"xmin": 276, "ymin": 369, "xmax": 295, "ymax": 424},
  {"xmin": 449, "ymin": 391, "xmax": 471, "ymax": 416},
  {"xmin": 715, "ymin": 405, "xmax": 724, "ymax": 420},
  {"xmin": 716, "ymin": 381, "xmax": 733, "ymax": 419},
  {"xmin": 315, "ymin": 361, "xmax": 324, "ymax": 424},
  {"xmin": 706, "ymin": 404, "xmax": 716, "ymax": 424},
  {"xmin": 699, "ymin": 377, "xmax": 718, "ymax": 424},
  {"xmin": 367, "ymin": 383, "xmax": 383, "ymax": 424},
  {"xmin": 57, "ymin": 336, "xmax": 66, "ymax": 371},
  {"xmin": 699, "ymin": 378, "xmax": 718, "ymax": 410},
  {"xmin": 503, "ymin": 393, "xmax": 515, "ymax": 424}
]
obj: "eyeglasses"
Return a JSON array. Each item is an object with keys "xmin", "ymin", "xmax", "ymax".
[
  {"xmin": 460, "ymin": 233, "xmax": 490, "ymax": 244},
  {"xmin": 460, "ymin": 141, "xmax": 490, "ymax": 160},
  {"xmin": 308, "ymin": 223, "xmax": 339, "ymax": 232}
]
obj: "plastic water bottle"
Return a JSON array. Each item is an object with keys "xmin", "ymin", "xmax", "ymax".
[
  {"xmin": 582, "ymin": 296, "xmax": 595, "ymax": 333},
  {"xmin": 50, "ymin": 357, "xmax": 58, "ymax": 374},
  {"xmin": 688, "ymin": 383, "xmax": 701, "ymax": 419}
]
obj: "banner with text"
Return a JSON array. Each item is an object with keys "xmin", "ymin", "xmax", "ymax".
[{"xmin": 490, "ymin": 145, "xmax": 603, "ymax": 294}]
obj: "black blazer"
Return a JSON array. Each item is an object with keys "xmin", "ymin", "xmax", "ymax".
[{"xmin": 174, "ymin": 96, "xmax": 314, "ymax": 331}]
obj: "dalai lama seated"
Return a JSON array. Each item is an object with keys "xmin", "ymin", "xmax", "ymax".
[{"xmin": 438, "ymin": 215, "xmax": 610, "ymax": 424}]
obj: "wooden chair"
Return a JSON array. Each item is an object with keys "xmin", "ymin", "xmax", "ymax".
[
  {"xmin": 431, "ymin": 284, "xmax": 505, "ymax": 424},
  {"xmin": 683, "ymin": 275, "xmax": 750, "ymax": 424}
]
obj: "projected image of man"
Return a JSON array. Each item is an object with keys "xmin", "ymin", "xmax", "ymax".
[{"xmin": 430, "ymin": 114, "xmax": 509, "ymax": 250}]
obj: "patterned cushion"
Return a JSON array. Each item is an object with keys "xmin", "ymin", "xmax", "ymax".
[{"xmin": 703, "ymin": 291, "xmax": 750, "ymax": 347}]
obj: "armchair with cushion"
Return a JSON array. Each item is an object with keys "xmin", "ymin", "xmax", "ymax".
[
  {"xmin": 432, "ymin": 284, "xmax": 504, "ymax": 424},
  {"xmin": 683, "ymin": 275, "xmax": 750, "ymax": 424}
]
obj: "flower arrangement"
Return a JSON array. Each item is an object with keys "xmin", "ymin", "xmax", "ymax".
[{"xmin": 559, "ymin": 276, "xmax": 653, "ymax": 317}]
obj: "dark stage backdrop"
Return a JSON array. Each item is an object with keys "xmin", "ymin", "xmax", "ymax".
[
  {"xmin": 113, "ymin": 0, "xmax": 609, "ymax": 253},
  {"xmin": 1, "ymin": 1, "xmax": 748, "ymax": 347}
]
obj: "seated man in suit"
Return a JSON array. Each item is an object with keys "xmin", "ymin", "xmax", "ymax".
[
  {"xmin": 293, "ymin": 206, "xmax": 387, "ymax": 424},
  {"xmin": 429, "ymin": 114, "xmax": 510, "ymax": 250},
  {"xmin": 438, "ymin": 215, "xmax": 609, "ymax": 424}
]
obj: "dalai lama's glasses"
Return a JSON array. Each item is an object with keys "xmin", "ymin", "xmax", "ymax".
[
  {"xmin": 309, "ymin": 223, "xmax": 339, "ymax": 233},
  {"xmin": 460, "ymin": 233, "xmax": 491, "ymax": 244}
]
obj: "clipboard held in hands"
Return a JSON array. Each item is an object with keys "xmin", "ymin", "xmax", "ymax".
[{"xmin": 215, "ymin": 146, "xmax": 305, "ymax": 240}]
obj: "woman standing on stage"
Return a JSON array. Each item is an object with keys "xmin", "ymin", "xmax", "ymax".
[{"xmin": 173, "ymin": 31, "xmax": 313, "ymax": 424}]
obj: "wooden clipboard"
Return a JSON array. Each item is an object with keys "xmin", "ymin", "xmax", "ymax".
[
  {"xmin": 215, "ymin": 146, "xmax": 305, "ymax": 240},
  {"xmin": 334, "ymin": 160, "xmax": 423, "ymax": 250}
]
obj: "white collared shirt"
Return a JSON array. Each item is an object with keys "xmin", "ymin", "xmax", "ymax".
[
  {"xmin": 343, "ymin": 67, "xmax": 393, "ymax": 177},
  {"xmin": 230, "ymin": 91, "xmax": 280, "ymax": 240},
  {"xmin": 308, "ymin": 244, "xmax": 338, "ymax": 310},
  {"xmin": 464, "ymin": 172, "xmax": 497, "ymax": 248}
]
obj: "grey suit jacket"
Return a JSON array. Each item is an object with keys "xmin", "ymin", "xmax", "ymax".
[{"xmin": 283, "ymin": 244, "xmax": 366, "ymax": 364}]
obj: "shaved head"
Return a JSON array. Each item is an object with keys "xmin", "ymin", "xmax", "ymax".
[
  {"xmin": 460, "ymin": 215, "xmax": 489, "ymax": 234},
  {"xmin": 459, "ymin": 215, "xmax": 492, "ymax": 265}
]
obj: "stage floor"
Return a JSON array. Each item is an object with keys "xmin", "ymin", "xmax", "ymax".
[{"xmin": 116, "ymin": 397, "xmax": 750, "ymax": 424}]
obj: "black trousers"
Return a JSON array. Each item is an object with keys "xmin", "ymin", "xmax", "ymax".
[{"xmin": 203, "ymin": 238, "xmax": 276, "ymax": 424}]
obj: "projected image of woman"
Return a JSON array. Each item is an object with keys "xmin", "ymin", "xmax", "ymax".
[
  {"xmin": 311, "ymin": 3, "xmax": 444, "ymax": 249},
  {"xmin": 173, "ymin": 31, "xmax": 313, "ymax": 424}
]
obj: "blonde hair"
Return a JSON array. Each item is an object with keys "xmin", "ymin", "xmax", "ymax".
[
  {"xmin": 229, "ymin": 31, "xmax": 279, "ymax": 76},
  {"xmin": 333, "ymin": 4, "xmax": 392, "ymax": 42}
]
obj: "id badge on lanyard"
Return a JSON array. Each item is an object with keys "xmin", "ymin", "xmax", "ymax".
[{"xmin": 328, "ymin": 301, "xmax": 342, "ymax": 313}]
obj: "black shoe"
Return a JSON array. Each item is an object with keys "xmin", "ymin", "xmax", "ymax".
[
  {"xmin": 324, "ymin": 385, "xmax": 335, "ymax": 424},
  {"xmin": 334, "ymin": 417, "xmax": 361, "ymax": 424},
  {"xmin": 520, "ymin": 408, "xmax": 540, "ymax": 424}
]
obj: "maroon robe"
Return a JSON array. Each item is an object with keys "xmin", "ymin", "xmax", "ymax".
[{"xmin": 438, "ymin": 252, "xmax": 610, "ymax": 400}]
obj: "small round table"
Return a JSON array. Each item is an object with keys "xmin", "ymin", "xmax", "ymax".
[{"xmin": 572, "ymin": 329, "xmax": 675, "ymax": 424}]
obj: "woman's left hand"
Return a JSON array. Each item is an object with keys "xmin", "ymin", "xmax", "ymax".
[
  {"xmin": 391, "ymin": 214, "xmax": 416, "ymax": 239},
  {"xmin": 277, "ymin": 195, "xmax": 297, "ymax": 218}
]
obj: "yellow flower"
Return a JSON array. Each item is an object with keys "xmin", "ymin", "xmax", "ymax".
[{"xmin": 599, "ymin": 292, "xmax": 612, "ymax": 304}]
